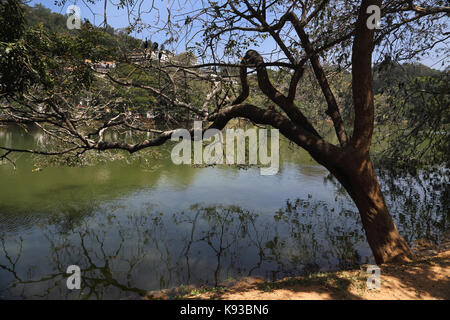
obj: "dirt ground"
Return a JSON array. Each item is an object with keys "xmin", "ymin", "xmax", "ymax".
[
  {"xmin": 199, "ymin": 250, "xmax": 450, "ymax": 300},
  {"xmin": 144, "ymin": 237, "xmax": 450, "ymax": 300}
]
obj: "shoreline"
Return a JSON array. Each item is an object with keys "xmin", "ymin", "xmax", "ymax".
[{"xmin": 144, "ymin": 233, "xmax": 450, "ymax": 300}]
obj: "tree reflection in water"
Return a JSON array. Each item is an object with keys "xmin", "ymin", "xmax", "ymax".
[{"xmin": 1, "ymin": 174, "xmax": 447, "ymax": 299}]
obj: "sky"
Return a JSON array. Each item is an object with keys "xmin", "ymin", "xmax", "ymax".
[{"xmin": 28, "ymin": 0, "xmax": 447, "ymax": 69}]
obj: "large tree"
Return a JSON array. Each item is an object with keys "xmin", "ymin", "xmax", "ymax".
[{"xmin": 1, "ymin": 0, "xmax": 449, "ymax": 264}]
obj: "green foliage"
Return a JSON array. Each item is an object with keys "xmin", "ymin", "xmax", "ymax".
[
  {"xmin": 0, "ymin": 0, "xmax": 25, "ymax": 42},
  {"xmin": 373, "ymin": 64, "xmax": 449, "ymax": 168},
  {"xmin": 373, "ymin": 62, "xmax": 441, "ymax": 95},
  {"xmin": 0, "ymin": 1, "xmax": 141, "ymax": 99},
  {"xmin": 24, "ymin": 3, "xmax": 67, "ymax": 33}
]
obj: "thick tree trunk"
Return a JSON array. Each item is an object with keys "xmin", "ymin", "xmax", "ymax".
[{"xmin": 329, "ymin": 151, "xmax": 414, "ymax": 265}]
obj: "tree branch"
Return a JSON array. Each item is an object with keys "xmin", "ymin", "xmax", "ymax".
[{"xmin": 289, "ymin": 12, "xmax": 348, "ymax": 147}]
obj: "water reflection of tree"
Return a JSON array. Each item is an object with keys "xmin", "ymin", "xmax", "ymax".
[
  {"xmin": 174, "ymin": 204, "xmax": 267, "ymax": 285},
  {"xmin": 0, "ymin": 200, "xmax": 364, "ymax": 299},
  {"xmin": 0, "ymin": 186, "xmax": 448, "ymax": 299},
  {"xmin": 275, "ymin": 198, "xmax": 368, "ymax": 272},
  {"xmin": 378, "ymin": 167, "xmax": 449, "ymax": 244},
  {"xmin": 0, "ymin": 227, "xmax": 146, "ymax": 299},
  {"xmin": 325, "ymin": 168, "xmax": 449, "ymax": 244}
]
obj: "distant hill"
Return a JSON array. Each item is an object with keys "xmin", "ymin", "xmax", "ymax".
[
  {"xmin": 23, "ymin": 3, "xmax": 141, "ymax": 51},
  {"xmin": 373, "ymin": 61, "xmax": 442, "ymax": 94},
  {"xmin": 24, "ymin": 3, "xmax": 68, "ymax": 33}
]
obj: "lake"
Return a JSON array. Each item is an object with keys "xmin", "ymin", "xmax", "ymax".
[{"xmin": 0, "ymin": 125, "xmax": 448, "ymax": 299}]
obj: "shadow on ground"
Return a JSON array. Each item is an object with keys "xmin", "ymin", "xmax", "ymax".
[{"xmin": 154, "ymin": 250, "xmax": 449, "ymax": 300}]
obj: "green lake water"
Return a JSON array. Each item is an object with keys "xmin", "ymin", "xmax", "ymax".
[{"xmin": 0, "ymin": 125, "xmax": 448, "ymax": 299}]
